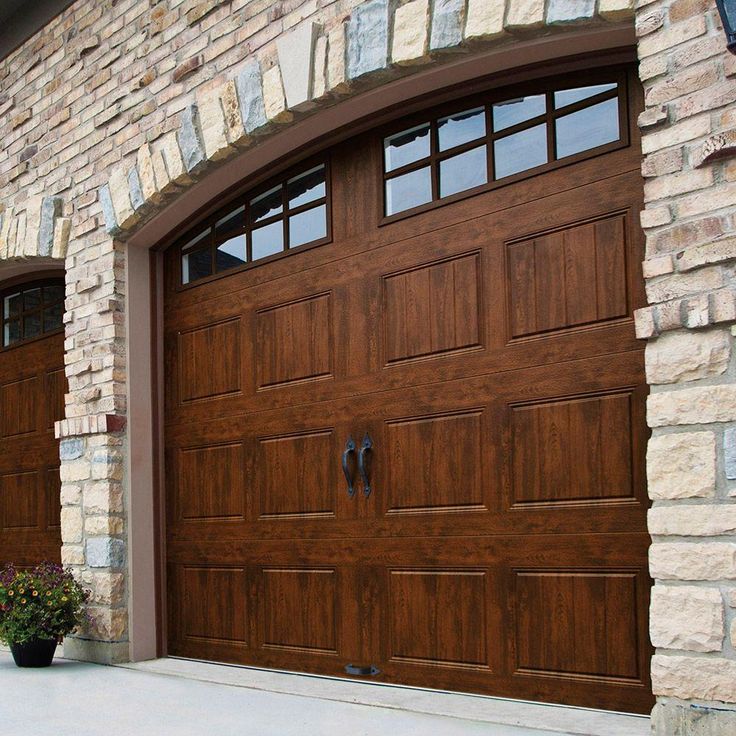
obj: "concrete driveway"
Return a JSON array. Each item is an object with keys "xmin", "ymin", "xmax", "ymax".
[{"xmin": 0, "ymin": 652, "xmax": 649, "ymax": 736}]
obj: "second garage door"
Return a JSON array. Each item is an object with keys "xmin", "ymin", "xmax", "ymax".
[{"xmin": 163, "ymin": 65, "xmax": 652, "ymax": 712}]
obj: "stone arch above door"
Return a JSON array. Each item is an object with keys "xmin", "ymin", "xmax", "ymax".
[
  {"xmin": 0, "ymin": 196, "xmax": 71, "ymax": 263},
  {"xmin": 99, "ymin": 0, "xmax": 635, "ymax": 238}
]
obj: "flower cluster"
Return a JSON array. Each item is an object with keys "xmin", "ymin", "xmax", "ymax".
[{"xmin": 0, "ymin": 562, "xmax": 90, "ymax": 645}]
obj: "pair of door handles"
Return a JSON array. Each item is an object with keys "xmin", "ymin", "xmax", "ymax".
[{"xmin": 342, "ymin": 434, "xmax": 373, "ymax": 498}]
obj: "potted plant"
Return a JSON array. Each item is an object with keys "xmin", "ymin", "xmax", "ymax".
[{"xmin": 0, "ymin": 562, "xmax": 90, "ymax": 668}]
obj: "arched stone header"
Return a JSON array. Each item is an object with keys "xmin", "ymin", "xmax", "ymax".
[
  {"xmin": 99, "ymin": 0, "xmax": 635, "ymax": 237},
  {"xmin": 0, "ymin": 195, "xmax": 70, "ymax": 261}
]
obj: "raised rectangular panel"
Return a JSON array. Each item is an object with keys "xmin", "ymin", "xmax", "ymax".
[
  {"xmin": 178, "ymin": 318, "xmax": 241, "ymax": 403},
  {"xmin": 262, "ymin": 568, "xmax": 337, "ymax": 653},
  {"xmin": 257, "ymin": 293, "xmax": 333, "ymax": 388},
  {"xmin": 388, "ymin": 569, "xmax": 488, "ymax": 669},
  {"xmin": 507, "ymin": 213, "xmax": 628, "ymax": 339},
  {"xmin": 514, "ymin": 570, "xmax": 640, "ymax": 682},
  {"xmin": 257, "ymin": 430, "xmax": 334, "ymax": 518},
  {"xmin": 177, "ymin": 443, "xmax": 245, "ymax": 520},
  {"xmin": 511, "ymin": 391, "xmax": 634, "ymax": 506},
  {"xmin": 385, "ymin": 410, "xmax": 484, "ymax": 513},
  {"xmin": 45, "ymin": 368, "xmax": 66, "ymax": 429},
  {"xmin": 1, "ymin": 376, "xmax": 37, "ymax": 437},
  {"xmin": 1, "ymin": 471, "xmax": 40, "ymax": 530},
  {"xmin": 46, "ymin": 467, "xmax": 61, "ymax": 529},
  {"xmin": 181, "ymin": 566, "xmax": 248, "ymax": 644},
  {"xmin": 383, "ymin": 252, "xmax": 482, "ymax": 363}
]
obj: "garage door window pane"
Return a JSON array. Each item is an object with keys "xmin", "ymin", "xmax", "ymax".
[
  {"xmin": 216, "ymin": 237, "xmax": 247, "ymax": 271},
  {"xmin": 440, "ymin": 145, "xmax": 487, "ymax": 198},
  {"xmin": 43, "ymin": 284, "xmax": 64, "ymax": 304},
  {"xmin": 4, "ymin": 292, "xmax": 20, "ymax": 319},
  {"xmin": 556, "ymin": 98, "xmax": 619, "ymax": 159},
  {"xmin": 438, "ymin": 108, "xmax": 485, "ymax": 152},
  {"xmin": 252, "ymin": 221, "xmax": 284, "ymax": 261},
  {"xmin": 494, "ymin": 124, "xmax": 548, "ymax": 179},
  {"xmin": 23, "ymin": 313, "xmax": 42, "ymax": 340},
  {"xmin": 43, "ymin": 302, "xmax": 63, "ymax": 333},
  {"xmin": 492, "ymin": 95, "xmax": 545, "ymax": 132},
  {"xmin": 23, "ymin": 287, "xmax": 42, "ymax": 311},
  {"xmin": 288, "ymin": 165, "xmax": 326, "ymax": 209},
  {"xmin": 554, "ymin": 83, "xmax": 617, "ymax": 109},
  {"xmin": 289, "ymin": 204, "xmax": 327, "ymax": 248},
  {"xmin": 182, "ymin": 248, "xmax": 212, "ymax": 283},
  {"xmin": 385, "ymin": 124, "xmax": 430, "ymax": 172},
  {"xmin": 251, "ymin": 186, "xmax": 283, "ymax": 223},
  {"xmin": 386, "ymin": 167, "xmax": 432, "ymax": 215},
  {"xmin": 3, "ymin": 319, "xmax": 20, "ymax": 346}
]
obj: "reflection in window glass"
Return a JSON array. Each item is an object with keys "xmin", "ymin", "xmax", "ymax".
[
  {"xmin": 182, "ymin": 249, "xmax": 212, "ymax": 284},
  {"xmin": 385, "ymin": 166, "xmax": 432, "ymax": 216},
  {"xmin": 251, "ymin": 186, "xmax": 283, "ymax": 223},
  {"xmin": 216, "ymin": 236, "xmax": 247, "ymax": 272},
  {"xmin": 252, "ymin": 221, "xmax": 284, "ymax": 261},
  {"xmin": 182, "ymin": 228, "xmax": 210, "ymax": 253},
  {"xmin": 43, "ymin": 302, "xmax": 63, "ymax": 333},
  {"xmin": 23, "ymin": 287, "xmax": 42, "ymax": 311},
  {"xmin": 439, "ymin": 145, "xmax": 487, "ymax": 198},
  {"xmin": 494, "ymin": 124, "xmax": 548, "ymax": 179},
  {"xmin": 23, "ymin": 313, "xmax": 42, "ymax": 340},
  {"xmin": 289, "ymin": 204, "xmax": 327, "ymax": 248},
  {"xmin": 384, "ymin": 123, "xmax": 431, "ymax": 172},
  {"xmin": 438, "ymin": 108, "xmax": 486, "ymax": 152},
  {"xmin": 43, "ymin": 284, "xmax": 64, "ymax": 304},
  {"xmin": 4, "ymin": 292, "xmax": 20, "ymax": 319},
  {"xmin": 215, "ymin": 205, "xmax": 245, "ymax": 239},
  {"xmin": 492, "ymin": 95, "xmax": 545, "ymax": 132},
  {"xmin": 4, "ymin": 320, "xmax": 20, "ymax": 346},
  {"xmin": 288, "ymin": 165, "xmax": 326, "ymax": 208},
  {"xmin": 556, "ymin": 97, "xmax": 619, "ymax": 159},
  {"xmin": 554, "ymin": 83, "xmax": 617, "ymax": 109}
]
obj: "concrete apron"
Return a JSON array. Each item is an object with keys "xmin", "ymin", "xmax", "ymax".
[{"xmin": 121, "ymin": 656, "xmax": 650, "ymax": 736}]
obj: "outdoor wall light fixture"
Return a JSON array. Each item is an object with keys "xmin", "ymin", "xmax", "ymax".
[{"xmin": 716, "ymin": 0, "xmax": 736, "ymax": 54}]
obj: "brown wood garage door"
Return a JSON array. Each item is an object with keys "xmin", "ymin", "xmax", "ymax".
[
  {"xmin": 0, "ymin": 278, "xmax": 65, "ymax": 568},
  {"xmin": 163, "ymin": 65, "xmax": 652, "ymax": 712}
]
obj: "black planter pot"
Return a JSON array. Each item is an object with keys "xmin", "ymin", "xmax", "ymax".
[{"xmin": 9, "ymin": 638, "xmax": 58, "ymax": 668}]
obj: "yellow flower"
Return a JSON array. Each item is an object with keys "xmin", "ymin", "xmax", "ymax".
[
  {"xmin": 32, "ymin": 590, "xmax": 38, "ymax": 597},
  {"xmin": 7, "ymin": 590, "xmax": 13, "ymax": 597},
  {"xmin": 61, "ymin": 596, "xmax": 68, "ymax": 603},
  {"xmin": 46, "ymin": 591, "xmax": 52, "ymax": 597},
  {"xmin": 18, "ymin": 589, "xmax": 24, "ymax": 594},
  {"xmin": 47, "ymin": 601, "xmax": 53, "ymax": 607},
  {"xmin": 20, "ymin": 598, "xmax": 26, "ymax": 604}
]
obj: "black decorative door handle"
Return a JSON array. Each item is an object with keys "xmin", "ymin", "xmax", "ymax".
[
  {"xmin": 342, "ymin": 436, "xmax": 357, "ymax": 498},
  {"xmin": 358, "ymin": 433, "xmax": 373, "ymax": 498}
]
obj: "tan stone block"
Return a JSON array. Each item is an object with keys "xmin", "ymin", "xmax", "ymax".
[
  {"xmin": 676, "ymin": 236, "xmax": 736, "ymax": 272},
  {"xmin": 649, "ymin": 384, "xmax": 736, "ymax": 427},
  {"xmin": 652, "ymin": 654, "xmax": 736, "ymax": 701},
  {"xmin": 84, "ymin": 482, "xmax": 124, "ymax": 515},
  {"xmin": 644, "ymin": 167, "xmax": 713, "ymax": 202},
  {"xmin": 150, "ymin": 148, "xmax": 175, "ymax": 195},
  {"xmin": 598, "ymin": 0, "xmax": 633, "ymax": 21},
  {"xmin": 645, "ymin": 265, "xmax": 723, "ymax": 304},
  {"xmin": 0, "ymin": 206, "xmax": 14, "ymax": 260},
  {"xmin": 678, "ymin": 183, "xmax": 736, "ymax": 220},
  {"xmin": 642, "ymin": 254, "xmax": 674, "ymax": 278},
  {"xmin": 61, "ymin": 506, "xmax": 84, "ymax": 544},
  {"xmin": 60, "ymin": 484, "xmax": 82, "ymax": 506},
  {"xmin": 465, "ymin": 0, "xmax": 505, "ymax": 39},
  {"xmin": 221, "ymin": 79, "xmax": 248, "ymax": 147},
  {"xmin": 136, "ymin": 143, "xmax": 162, "ymax": 204},
  {"xmin": 637, "ymin": 16, "xmax": 706, "ymax": 58},
  {"xmin": 642, "ymin": 148, "xmax": 683, "ymax": 179},
  {"xmin": 392, "ymin": 0, "xmax": 429, "ymax": 66},
  {"xmin": 649, "ymin": 505, "xmax": 736, "ymax": 537},
  {"xmin": 646, "ymin": 430, "xmax": 715, "ymax": 499},
  {"xmin": 636, "ymin": 9, "xmax": 664, "ymax": 37},
  {"xmin": 197, "ymin": 84, "xmax": 233, "ymax": 162},
  {"xmin": 60, "ymin": 461, "xmax": 91, "ymax": 483},
  {"xmin": 262, "ymin": 63, "xmax": 293, "ymax": 123},
  {"xmin": 159, "ymin": 132, "xmax": 192, "ymax": 187},
  {"xmin": 85, "ymin": 515, "xmax": 125, "ymax": 535},
  {"xmin": 312, "ymin": 35, "xmax": 328, "ymax": 99},
  {"xmin": 85, "ymin": 606, "xmax": 128, "ymax": 642},
  {"xmin": 634, "ymin": 306, "xmax": 658, "ymax": 339},
  {"xmin": 645, "ymin": 62, "xmax": 717, "ymax": 106},
  {"xmin": 640, "ymin": 207, "xmax": 672, "ymax": 229},
  {"xmin": 642, "ymin": 114, "xmax": 710, "ymax": 154},
  {"xmin": 52, "ymin": 217, "xmax": 71, "ymax": 259},
  {"xmin": 61, "ymin": 544, "xmax": 85, "ymax": 566},
  {"xmin": 327, "ymin": 22, "xmax": 349, "ymax": 94},
  {"xmin": 506, "ymin": 0, "xmax": 544, "ymax": 28},
  {"xmin": 650, "ymin": 542, "xmax": 736, "ymax": 581},
  {"xmin": 107, "ymin": 165, "xmax": 138, "ymax": 230},
  {"xmin": 650, "ymin": 586, "xmax": 723, "ymax": 651},
  {"xmin": 646, "ymin": 330, "xmax": 731, "ymax": 385}
]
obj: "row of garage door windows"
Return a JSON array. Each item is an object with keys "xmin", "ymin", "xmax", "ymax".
[{"xmin": 179, "ymin": 73, "xmax": 626, "ymax": 286}]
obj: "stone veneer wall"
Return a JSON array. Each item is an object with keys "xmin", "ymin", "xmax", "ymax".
[{"xmin": 1, "ymin": 0, "xmax": 736, "ymax": 729}]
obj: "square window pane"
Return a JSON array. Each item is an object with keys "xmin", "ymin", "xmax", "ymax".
[
  {"xmin": 42, "ymin": 284, "xmax": 64, "ymax": 304},
  {"xmin": 216, "ymin": 236, "xmax": 247, "ymax": 272},
  {"xmin": 3, "ymin": 292, "xmax": 20, "ymax": 319},
  {"xmin": 23, "ymin": 287, "xmax": 42, "ymax": 311},
  {"xmin": 182, "ymin": 248, "xmax": 212, "ymax": 284},
  {"xmin": 289, "ymin": 204, "xmax": 327, "ymax": 248},
  {"xmin": 492, "ymin": 95, "xmax": 545, "ymax": 132},
  {"xmin": 494, "ymin": 124, "xmax": 548, "ymax": 179},
  {"xmin": 439, "ymin": 145, "xmax": 488, "ymax": 198},
  {"xmin": 251, "ymin": 186, "xmax": 283, "ymax": 223},
  {"xmin": 43, "ymin": 302, "xmax": 63, "ymax": 333},
  {"xmin": 252, "ymin": 221, "xmax": 284, "ymax": 261},
  {"xmin": 555, "ymin": 97, "xmax": 619, "ymax": 159},
  {"xmin": 23, "ymin": 312, "xmax": 41, "ymax": 340},
  {"xmin": 384, "ymin": 123, "xmax": 431, "ymax": 172},
  {"xmin": 554, "ymin": 83, "xmax": 617, "ymax": 109},
  {"xmin": 288, "ymin": 165, "xmax": 326, "ymax": 209},
  {"xmin": 4, "ymin": 319, "xmax": 20, "ymax": 347},
  {"xmin": 385, "ymin": 166, "xmax": 432, "ymax": 216},
  {"xmin": 438, "ymin": 107, "xmax": 486, "ymax": 152},
  {"xmin": 215, "ymin": 205, "xmax": 245, "ymax": 240}
]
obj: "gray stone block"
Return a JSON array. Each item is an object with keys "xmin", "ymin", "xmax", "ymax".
[
  {"xmin": 236, "ymin": 59, "xmax": 267, "ymax": 133},
  {"xmin": 546, "ymin": 0, "xmax": 595, "ymax": 23},
  {"xmin": 127, "ymin": 166, "xmax": 144, "ymax": 211},
  {"xmin": 99, "ymin": 184, "xmax": 120, "ymax": 236},
  {"xmin": 430, "ymin": 0, "xmax": 464, "ymax": 50},
  {"xmin": 38, "ymin": 196, "xmax": 61, "ymax": 257},
  {"xmin": 177, "ymin": 103, "xmax": 206, "ymax": 174},
  {"xmin": 347, "ymin": 0, "xmax": 389, "ymax": 80},
  {"xmin": 652, "ymin": 702, "xmax": 736, "ymax": 736},
  {"xmin": 725, "ymin": 426, "xmax": 736, "ymax": 480},
  {"xmin": 60, "ymin": 438, "xmax": 85, "ymax": 462},
  {"xmin": 86, "ymin": 538, "xmax": 126, "ymax": 569}
]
